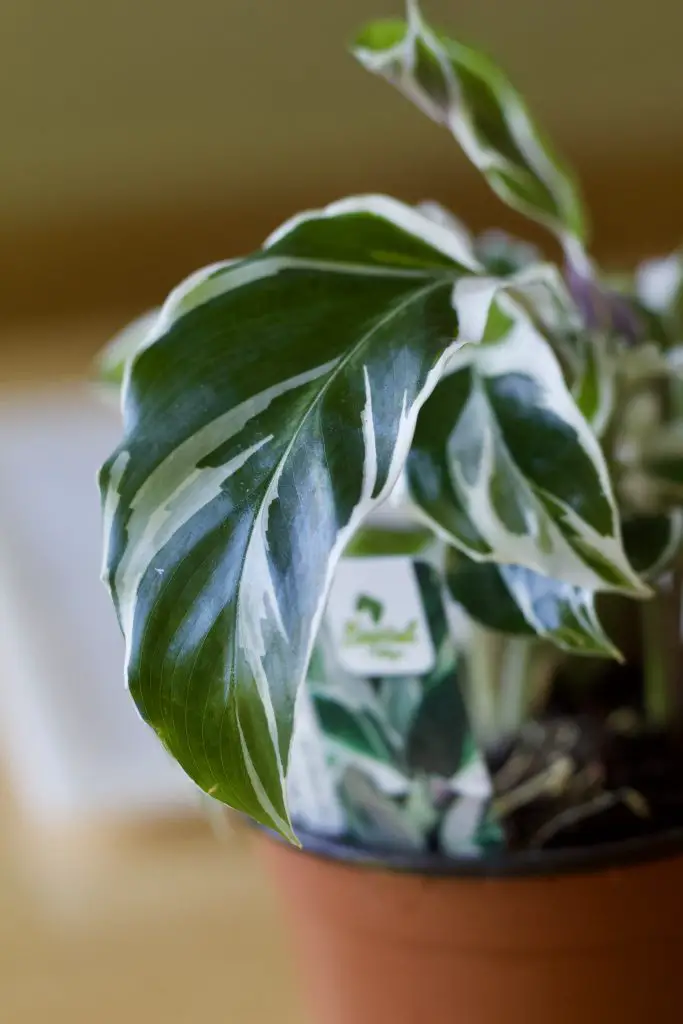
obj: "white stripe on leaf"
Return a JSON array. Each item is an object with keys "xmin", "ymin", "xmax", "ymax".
[
  {"xmin": 353, "ymin": 2, "xmax": 586, "ymax": 244},
  {"xmin": 101, "ymin": 202, "xmax": 472, "ymax": 839},
  {"xmin": 235, "ymin": 711, "xmax": 299, "ymax": 845},
  {"xmin": 113, "ymin": 361, "xmax": 339, "ymax": 659},
  {"xmin": 411, "ymin": 303, "xmax": 647, "ymax": 597}
]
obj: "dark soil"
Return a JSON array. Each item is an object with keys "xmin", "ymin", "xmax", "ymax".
[{"xmin": 489, "ymin": 664, "xmax": 683, "ymax": 850}]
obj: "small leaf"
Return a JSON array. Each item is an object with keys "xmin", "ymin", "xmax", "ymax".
[
  {"xmin": 406, "ymin": 676, "xmax": 468, "ymax": 776},
  {"xmin": 446, "ymin": 551, "xmax": 533, "ymax": 636},
  {"xmin": 446, "ymin": 550, "xmax": 619, "ymax": 657},
  {"xmin": 501, "ymin": 565, "xmax": 619, "ymax": 658},
  {"xmin": 353, "ymin": 1, "xmax": 587, "ymax": 243},
  {"xmin": 339, "ymin": 768, "xmax": 426, "ymax": 850},
  {"xmin": 414, "ymin": 559, "xmax": 450, "ymax": 655},
  {"xmin": 440, "ymin": 795, "xmax": 496, "ymax": 856},
  {"xmin": 408, "ymin": 278, "xmax": 647, "ymax": 599},
  {"xmin": 312, "ymin": 693, "xmax": 401, "ymax": 767},
  {"xmin": 377, "ymin": 676, "xmax": 423, "ymax": 738}
]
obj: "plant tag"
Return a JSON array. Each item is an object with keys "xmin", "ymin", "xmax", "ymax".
[{"xmin": 325, "ymin": 557, "xmax": 436, "ymax": 676}]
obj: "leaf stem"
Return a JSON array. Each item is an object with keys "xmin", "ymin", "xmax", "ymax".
[
  {"xmin": 463, "ymin": 624, "xmax": 537, "ymax": 744},
  {"xmin": 498, "ymin": 636, "xmax": 535, "ymax": 736},
  {"xmin": 641, "ymin": 568, "xmax": 683, "ymax": 731},
  {"xmin": 641, "ymin": 595, "xmax": 669, "ymax": 728},
  {"xmin": 464, "ymin": 620, "xmax": 503, "ymax": 746}
]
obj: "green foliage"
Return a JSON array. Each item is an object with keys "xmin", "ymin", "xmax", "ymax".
[
  {"xmin": 100, "ymin": 197, "xmax": 477, "ymax": 840},
  {"xmin": 353, "ymin": 0, "xmax": 587, "ymax": 245},
  {"xmin": 294, "ymin": 555, "xmax": 496, "ymax": 855},
  {"xmin": 98, "ymin": 0, "xmax": 683, "ymax": 845},
  {"xmin": 445, "ymin": 552, "xmax": 619, "ymax": 658},
  {"xmin": 408, "ymin": 291, "xmax": 646, "ymax": 617}
]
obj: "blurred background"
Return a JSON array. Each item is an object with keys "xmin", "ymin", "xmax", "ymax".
[{"xmin": 1, "ymin": 0, "xmax": 682, "ymax": 1020}]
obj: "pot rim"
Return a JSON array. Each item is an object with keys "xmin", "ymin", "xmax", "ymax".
[{"xmin": 273, "ymin": 822, "xmax": 683, "ymax": 879}]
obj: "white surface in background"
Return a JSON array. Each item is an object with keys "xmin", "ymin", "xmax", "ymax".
[{"xmin": 0, "ymin": 387, "xmax": 198, "ymax": 824}]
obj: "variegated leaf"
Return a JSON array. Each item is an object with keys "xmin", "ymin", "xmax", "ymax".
[
  {"xmin": 446, "ymin": 550, "xmax": 619, "ymax": 658},
  {"xmin": 338, "ymin": 768, "xmax": 426, "ymax": 851},
  {"xmin": 310, "ymin": 689, "xmax": 408, "ymax": 790},
  {"xmin": 100, "ymin": 195, "xmax": 476, "ymax": 841},
  {"xmin": 498, "ymin": 263, "xmax": 617, "ymax": 438},
  {"xmin": 446, "ymin": 551, "xmax": 531, "ymax": 635},
  {"xmin": 407, "ymin": 286, "xmax": 647, "ymax": 598},
  {"xmin": 353, "ymin": 1, "xmax": 587, "ymax": 244},
  {"xmin": 406, "ymin": 675, "xmax": 469, "ymax": 776}
]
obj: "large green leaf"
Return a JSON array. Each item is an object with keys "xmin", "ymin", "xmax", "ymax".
[
  {"xmin": 446, "ymin": 551, "xmax": 619, "ymax": 658},
  {"xmin": 100, "ymin": 196, "xmax": 478, "ymax": 842},
  {"xmin": 407, "ymin": 280, "xmax": 647, "ymax": 599},
  {"xmin": 353, "ymin": 1, "xmax": 587, "ymax": 244}
]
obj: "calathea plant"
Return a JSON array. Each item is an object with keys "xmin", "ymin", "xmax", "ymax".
[{"xmin": 100, "ymin": 0, "xmax": 683, "ymax": 850}]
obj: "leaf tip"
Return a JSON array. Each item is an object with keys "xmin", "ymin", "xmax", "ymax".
[
  {"xmin": 280, "ymin": 823, "xmax": 303, "ymax": 849},
  {"xmin": 351, "ymin": 18, "xmax": 407, "ymax": 58},
  {"xmin": 269, "ymin": 806, "xmax": 302, "ymax": 848},
  {"xmin": 613, "ymin": 646, "xmax": 626, "ymax": 666},
  {"xmin": 633, "ymin": 578, "xmax": 655, "ymax": 601}
]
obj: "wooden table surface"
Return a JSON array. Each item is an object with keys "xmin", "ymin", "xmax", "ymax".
[{"xmin": 0, "ymin": 315, "xmax": 303, "ymax": 1024}]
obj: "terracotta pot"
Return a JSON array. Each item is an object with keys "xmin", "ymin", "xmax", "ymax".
[{"xmin": 258, "ymin": 828, "xmax": 683, "ymax": 1024}]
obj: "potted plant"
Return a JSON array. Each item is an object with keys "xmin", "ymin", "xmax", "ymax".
[{"xmin": 99, "ymin": 3, "xmax": 683, "ymax": 1022}]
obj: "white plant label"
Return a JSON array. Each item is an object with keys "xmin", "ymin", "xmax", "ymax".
[{"xmin": 325, "ymin": 557, "xmax": 436, "ymax": 677}]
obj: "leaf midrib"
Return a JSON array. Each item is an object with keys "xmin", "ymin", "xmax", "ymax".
[
  {"xmin": 138, "ymin": 267, "xmax": 454, "ymax": 801},
  {"xmin": 225, "ymin": 274, "xmax": 454, "ymax": 773}
]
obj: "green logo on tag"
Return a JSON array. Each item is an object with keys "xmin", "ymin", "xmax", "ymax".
[
  {"xmin": 343, "ymin": 593, "xmax": 418, "ymax": 661},
  {"xmin": 355, "ymin": 594, "xmax": 383, "ymax": 623}
]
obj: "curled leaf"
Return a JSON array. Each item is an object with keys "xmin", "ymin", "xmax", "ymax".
[{"xmin": 354, "ymin": 1, "xmax": 587, "ymax": 243}]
